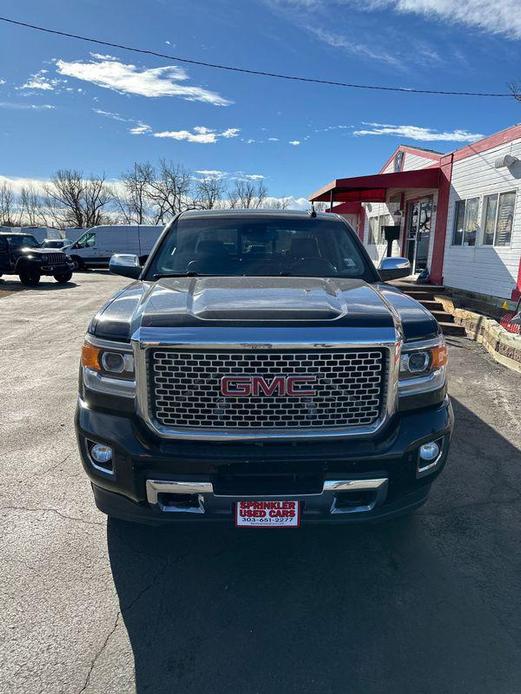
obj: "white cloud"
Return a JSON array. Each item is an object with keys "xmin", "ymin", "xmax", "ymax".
[
  {"xmin": 195, "ymin": 169, "xmax": 227, "ymax": 178},
  {"xmin": 0, "ymin": 102, "xmax": 55, "ymax": 111},
  {"xmin": 270, "ymin": 0, "xmax": 521, "ymax": 39},
  {"xmin": 268, "ymin": 137, "xmax": 280, "ymax": 141},
  {"xmin": 221, "ymin": 128, "xmax": 240, "ymax": 138},
  {"xmin": 0, "ymin": 79, "xmax": 6, "ymax": 86},
  {"xmin": 55, "ymin": 56, "xmax": 231, "ymax": 105},
  {"xmin": 289, "ymin": 140, "xmax": 301, "ymax": 146},
  {"xmin": 388, "ymin": 0, "xmax": 521, "ymax": 40},
  {"xmin": 308, "ymin": 26, "xmax": 403, "ymax": 66},
  {"xmin": 152, "ymin": 125, "xmax": 240, "ymax": 144},
  {"xmin": 353, "ymin": 122, "xmax": 483, "ymax": 142},
  {"xmin": 20, "ymin": 69, "xmax": 63, "ymax": 91},
  {"xmin": 129, "ymin": 123, "xmax": 152, "ymax": 135},
  {"xmin": 93, "ymin": 108, "xmax": 128, "ymax": 122},
  {"xmin": 243, "ymin": 174, "xmax": 266, "ymax": 180}
]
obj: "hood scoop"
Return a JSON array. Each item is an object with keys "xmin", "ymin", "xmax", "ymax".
[{"xmin": 190, "ymin": 279, "xmax": 347, "ymax": 321}]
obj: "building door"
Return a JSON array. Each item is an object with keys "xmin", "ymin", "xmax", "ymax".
[{"xmin": 405, "ymin": 197, "xmax": 432, "ymax": 274}]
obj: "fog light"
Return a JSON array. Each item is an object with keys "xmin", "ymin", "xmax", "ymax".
[
  {"xmin": 417, "ymin": 440, "xmax": 442, "ymax": 478},
  {"xmin": 419, "ymin": 441, "xmax": 440, "ymax": 462},
  {"xmin": 88, "ymin": 441, "xmax": 112, "ymax": 473}
]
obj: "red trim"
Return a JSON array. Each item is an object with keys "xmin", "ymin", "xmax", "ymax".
[
  {"xmin": 429, "ymin": 154, "xmax": 453, "ymax": 285},
  {"xmin": 309, "ymin": 168, "xmax": 441, "ymax": 203},
  {"xmin": 512, "ymin": 258, "xmax": 521, "ymax": 301},
  {"xmin": 358, "ymin": 205, "xmax": 366, "ymax": 242},
  {"xmin": 452, "ymin": 124, "xmax": 521, "ymax": 163},
  {"xmin": 327, "ymin": 201, "xmax": 362, "ymax": 215}
]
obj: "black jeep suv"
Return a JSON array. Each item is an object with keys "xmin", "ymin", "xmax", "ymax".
[
  {"xmin": 76, "ymin": 210, "xmax": 453, "ymax": 527},
  {"xmin": 0, "ymin": 233, "xmax": 75, "ymax": 286}
]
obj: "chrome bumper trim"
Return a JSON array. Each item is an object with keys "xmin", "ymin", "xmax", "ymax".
[{"xmin": 146, "ymin": 478, "xmax": 389, "ymax": 515}]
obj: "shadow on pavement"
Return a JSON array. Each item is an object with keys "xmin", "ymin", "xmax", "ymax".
[
  {"xmin": 0, "ymin": 278, "xmax": 78, "ymax": 292},
  {"xmin": 107, "ymin": 397, "xmax": 521, "ymax": 694}
]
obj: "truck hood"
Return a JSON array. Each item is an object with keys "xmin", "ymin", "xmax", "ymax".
[{"xmin": 89, "ymin": 276, "xmax": 439, "ymax": 343}]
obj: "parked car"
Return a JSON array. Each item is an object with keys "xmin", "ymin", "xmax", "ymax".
[
  {"xmin": 65, "ymin": 224, "xmax": 163, "ymax": 269},
  {"xmin": 0, "ymin": 232, "xmax": 75, "ymax": 286},
  {"xmin": 76, "ymin": 210, "xmax": 453, "ymax": 527},
  {"xmin": 41, "ymin": 238, "xmax": 71, "ymax": 250}
]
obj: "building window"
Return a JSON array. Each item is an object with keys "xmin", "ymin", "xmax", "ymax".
[
  {"xmin": 368, "ymin": 214, "xmax": 393, "ymax": 245},
  {"xmin": 481, "ymin": 191, "xmax": 516, "ymax": 246},
  {"xmin": 452, "ymin": 197, "xmax": 479, "ymax": 246}
]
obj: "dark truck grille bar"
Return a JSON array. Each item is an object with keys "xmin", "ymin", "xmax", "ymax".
[{"xmin": 149, "ymin": 349, "xmax": 387, "ymax": 430}]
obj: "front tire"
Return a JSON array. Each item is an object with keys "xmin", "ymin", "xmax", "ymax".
[
  {"xmin": 54, "ymin": 271, "xmax": 73, "ymax": 284},
  {"xmin": 19, "ymin": 269, "xmax": 40, "ymax": 287},
  {"xmin": 71, "ymin": 255, "xmax": 85, "ymax": 271}
]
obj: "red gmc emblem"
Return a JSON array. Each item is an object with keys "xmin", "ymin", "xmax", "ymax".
[{"xmin": 221, "ymin": 375, "xmax": 317, "ymax": 397}]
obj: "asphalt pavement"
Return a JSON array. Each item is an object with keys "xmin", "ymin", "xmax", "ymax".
[{"xmin": 1, "ymin": 272, "xmax": 521, "ymax": 694}]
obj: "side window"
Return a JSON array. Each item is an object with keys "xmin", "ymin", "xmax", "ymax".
[
  {"xmin": 74, "ymin": 231, "xmax": 96, "ymax": 249},
  {"xmin": 452, "ymin": 198, "xmax": 478, "ymax": 246},
  {"xmin": 452, "ymin": 200, "xmax": 465, "ymax": 245},
  {"xmin": 495, "ymin": 191, "xmax": 515, "ymax": 246}
]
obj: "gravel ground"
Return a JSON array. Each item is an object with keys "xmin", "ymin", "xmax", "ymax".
[{"xmin": 1, "ymin": 271, "xmax": 520, "ymax": 694}]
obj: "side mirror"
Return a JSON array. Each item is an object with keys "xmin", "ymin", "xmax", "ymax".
[
  {"xmin": 109, "ymin": 253, "xmax": 142, "ymax": 279},
  {"xmin": 379, "ymin": 257, "xmax": 411, "ymax": 281}
]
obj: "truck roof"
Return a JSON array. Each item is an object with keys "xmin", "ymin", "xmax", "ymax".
[{"xmin": 179, "ymin": 208, "xmax": 333, "ymax": 221}]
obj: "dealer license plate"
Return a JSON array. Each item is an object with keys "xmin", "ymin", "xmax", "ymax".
[{"xmin": 235, "ymin": 500, "xmax": 300, "ymax": 528}]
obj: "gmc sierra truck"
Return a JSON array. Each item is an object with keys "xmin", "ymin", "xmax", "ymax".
[{"xmin": 76, "ymin": 210, "xmax": 453, "ymax": 527}]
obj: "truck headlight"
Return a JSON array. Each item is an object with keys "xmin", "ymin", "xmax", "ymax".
[
  {"xmin": 400, "ymin": 342, "xmax": 447, "ymax": 379},
  {"xmin": 398, "ymin": 337, "xmax": 448, "ymax": 396},
  {"xmin": 81, "ymin": 338, "xmax": 135, "ymax": 398}
]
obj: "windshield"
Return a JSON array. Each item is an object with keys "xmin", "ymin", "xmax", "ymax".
[
  {"xmin": 6, "ymin": 235, "xmax": 39, "ymax": 249},
  {"xmin": 146, "ymin": 216, "xmax": 374, "ymax": 280}
]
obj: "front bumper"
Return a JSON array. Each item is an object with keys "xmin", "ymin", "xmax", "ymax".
[
  {"xmin": 75, "ymin": 396, "xmax": 453, "ymax": 525},
  {"xmin": 40, "ymin": 261, "xmax": 75, "ymax": 275}
]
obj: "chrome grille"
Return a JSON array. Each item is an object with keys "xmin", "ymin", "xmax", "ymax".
[{"xmin": 149, "ymin": 349, "xmax": 386, "ymax": 430}]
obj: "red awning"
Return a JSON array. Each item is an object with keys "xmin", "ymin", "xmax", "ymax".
[{"xmin": 309, "ymin": 168, "xmax": 441, "ymax": 204}]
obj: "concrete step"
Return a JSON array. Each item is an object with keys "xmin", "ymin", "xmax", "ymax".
[
  {"xmin": 419, "ymin": 300, "xmax": 445, "ymax": 311},
  {"xmin": 402, "ymin": 289, "xmax": 440, "ymax": 300},
  {"xmin": 438, "ymin": 322, "xmax": 466, "ymax": 336},
  {"xmin": 430, "ymin": 310, "xmax": 455, "ymax": 323}
]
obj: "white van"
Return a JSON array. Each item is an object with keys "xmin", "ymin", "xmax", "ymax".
[{"xmin": 65, "ymin": 224, "xmax": 164, "ymax": 269}]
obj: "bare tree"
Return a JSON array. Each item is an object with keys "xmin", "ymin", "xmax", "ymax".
[
  {"xmin": 83, "ymin": 176, "xmax": 113, "ymax": 227},
  {"xmin": 0, "ymin": 181, "xmax": 15, "ymax": 226},
  {"xmin": 510, "ymin": 82, "xmax": 521, "ymax": 101},
  {"xmin": 228, "ymin": 179, "xmax": 268, "ymax": 209},
  {"xmin": 116, "ymin": 162, "xmax": 155, "ymax": 224},
  {"xmin": 194, "ymin": 175, "xmax": 225, "ymax": 210},
  {"xmin": 45, "ymin": 169, "xmax": 113, "ymax": 228},
  {"xmin": 18, "ymin": 185, "xmax": 47, "ymax": 226},
  {"xmin": 147, "ymin": 160, "xmax": 193, "ymax": 222},
  {"xmin": 265, "ymin": 197, "xmax": 291, "ymax": 210}
]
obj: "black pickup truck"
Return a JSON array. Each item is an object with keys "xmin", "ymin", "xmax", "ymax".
[
  {"xmin": 76, "ymin": 210, "xmax": 453, "ymax": 527},
  {"xmin": 0, "ymin": 232, "xmax": 75, "ymax": 286}
]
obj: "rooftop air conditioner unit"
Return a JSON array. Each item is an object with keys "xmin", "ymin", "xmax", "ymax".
[{"xmin": 494, "ymin": 154, "xmax": 520, "ymax": 169}]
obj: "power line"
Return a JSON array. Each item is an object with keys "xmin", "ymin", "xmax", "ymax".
[{"xmin": 0, "ymin": 15, "xmax": 513, "ymax": 98}]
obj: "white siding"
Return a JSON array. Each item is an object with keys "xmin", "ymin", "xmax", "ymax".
[
  {"xmin": 403, "ymin": 152, "xmax": 438, "ymax": 170},
  {"xmin": 363, "ymin": 202, "xmax": 401, "ymax": 265},
  {"xmin": 443, "ymin": 139, "xmax": 521, "ymax": 299}
]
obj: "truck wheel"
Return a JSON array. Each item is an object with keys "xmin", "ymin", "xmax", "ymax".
[
  {"xmin": 71, "ymin": 256, "xmax": 85, "ymax": 271},
  {"xmin": 19, "ymin": 270, "xmax": 41, "ymax": 287},
  {"xmin": 54, "ymin": 271, "xmax": 73, "ymax": 284}
]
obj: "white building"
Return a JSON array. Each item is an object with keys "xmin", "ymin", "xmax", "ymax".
[{"xmin": 310, "ymin": 124, "xmax": 521, "ymax": 304}]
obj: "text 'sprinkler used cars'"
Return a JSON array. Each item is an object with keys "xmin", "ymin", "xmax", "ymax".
[{"xmin": 75, "ymin": 209, "xmax": 453, "ymax": 527}]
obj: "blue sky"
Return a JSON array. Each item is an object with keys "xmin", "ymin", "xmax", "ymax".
[{"xmin": 1, "ymin": 0, "xmax": 521, "ymax": 203}]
